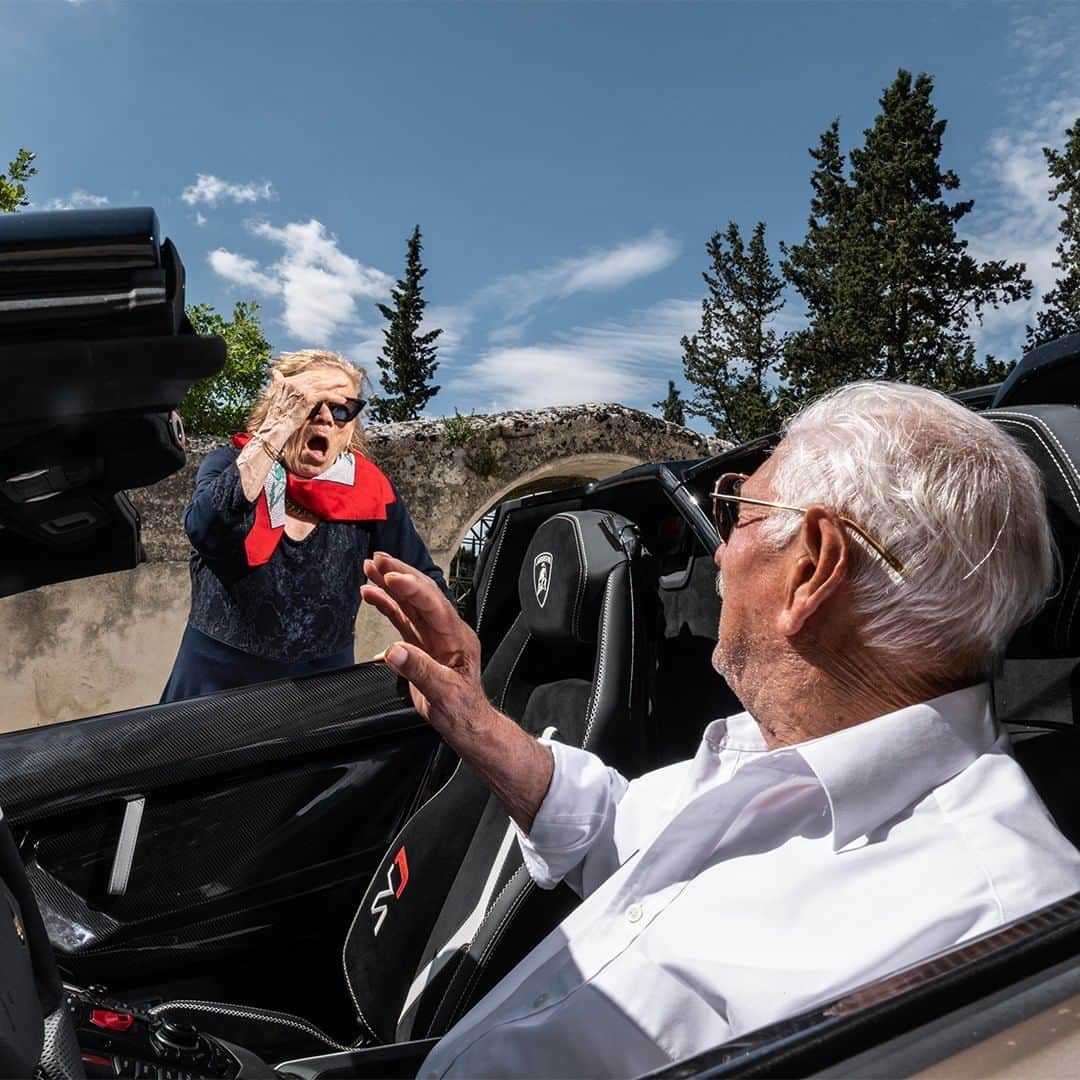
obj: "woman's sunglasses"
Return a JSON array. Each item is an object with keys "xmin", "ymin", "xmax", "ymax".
[
  {"xmin": 710, "ymin": 472, "xmax": 906, "ymax": 576},
  {"xmin": 309, "ymin": 397, "xmax": 366, "ymax": 424}
]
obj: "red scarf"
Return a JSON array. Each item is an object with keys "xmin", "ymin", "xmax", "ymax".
[{"xmin": 232, "ymin": 433, "xmax": 395, "ymax": 567}]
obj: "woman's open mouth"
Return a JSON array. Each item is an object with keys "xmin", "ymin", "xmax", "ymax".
[{"xmin": 305, "ymin": 434, "xmax": 330, "ymax": 461}]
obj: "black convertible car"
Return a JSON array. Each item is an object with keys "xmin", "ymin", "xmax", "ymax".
[{"xmin": 1, "ymin": 208, "xmax": 1079, "ymax": 1080}]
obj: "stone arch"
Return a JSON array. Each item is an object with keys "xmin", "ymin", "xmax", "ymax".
[
  {"xmin": 359, "ymin": 403, "xmax": 715, "ymax": 574},
  {"xmin": 443, "ymin": 451, "xmax": 645, "ymax": 563}
]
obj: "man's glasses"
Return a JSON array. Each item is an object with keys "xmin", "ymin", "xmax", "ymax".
[
  {"xmin": 309, "ymin": 397, "xmax": 366, "ymax": 424},
  {"xmin": 710, "ymin": 472, "xmax": 906, "ymax": 576}
]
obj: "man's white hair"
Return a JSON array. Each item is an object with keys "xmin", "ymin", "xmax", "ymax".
[{"xmin": 762, "ymin": 381, "xmax": 1055, "ymax": 679}]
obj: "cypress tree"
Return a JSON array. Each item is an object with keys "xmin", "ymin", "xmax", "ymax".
[
  {"xmin": 681, "ymin": 221, "xmax": 786, "ymax": 443},
  {"xmin": 1026, "ymin": 117, "xmax": 1080, "ymax": 350},
  {"xmin": 371, "ymin": 225, "xmax": 442, "ymax": 422},
  {"xmin": 653, "ymin": 380, "xmax": 687, "ymax": 426}
]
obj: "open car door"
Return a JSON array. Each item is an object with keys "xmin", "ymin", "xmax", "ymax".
[{"xmin": 0, "ymin": 209, "xmax": 454, "ymax": 1072}]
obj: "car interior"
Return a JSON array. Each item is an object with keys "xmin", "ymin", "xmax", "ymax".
[{"xmin": 1, "ymin": 208, "xmax": 1079, "ymax": 1080}]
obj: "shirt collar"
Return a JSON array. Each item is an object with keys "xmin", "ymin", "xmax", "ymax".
[{"xmin": 793, "ymin": 683, "xmax": 997, "ymax": 851}]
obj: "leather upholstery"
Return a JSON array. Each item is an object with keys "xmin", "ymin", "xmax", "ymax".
[
  {"xmin": 988, "ymin": 404, "xmax": 1080, "ymax": 848},
  {"xmin": 987, "ymin": 406, "xmax": 1080, "ymax": 658},
  {"xmin": 343, "ymin": 510, "xmax": 652, "ymax": 1044}
]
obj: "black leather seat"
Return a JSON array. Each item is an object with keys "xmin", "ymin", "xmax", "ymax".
[
  {"xmin": 986, "ymin": 404, "xmax": 1080, "ymax": 844},
  {"xmin": 154, "ymin": 509, "xmax": 653, "ymax": 1057}
]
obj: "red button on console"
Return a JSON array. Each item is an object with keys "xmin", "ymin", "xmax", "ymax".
[{"xmin": 89, "ymin": 1008, "xmax": 135, "ymax": 1031}]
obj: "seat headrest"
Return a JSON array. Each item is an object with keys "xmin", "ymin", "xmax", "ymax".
[
  {"xmin": 517, "ymin": 510, "xmax": 642, "ymax": 644},
  {"xmin": 992, "ymin": 333, "xmax": 1080, "ymax": 408},
  {"xmin": 988, "ymin": 405, "xmax": 1080, "ymax": 658}
]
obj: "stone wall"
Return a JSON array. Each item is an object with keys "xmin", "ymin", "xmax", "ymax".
[{"xmin": 0, "ymin": 405, "xmax": 713, "ymax": 731}]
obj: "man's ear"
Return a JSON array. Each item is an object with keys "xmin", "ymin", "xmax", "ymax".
[{"xmin": 776, "ymin": 507, "xmax": 850, "ymax": 638}]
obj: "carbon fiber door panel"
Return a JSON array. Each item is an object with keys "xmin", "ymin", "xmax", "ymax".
[{"xmin": 0, "ymin": 662, "xmax": 441, "ymax": 1024}]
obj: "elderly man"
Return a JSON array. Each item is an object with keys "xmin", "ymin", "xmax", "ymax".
[{"xmin": 361, "ymin": 382, "xmax": 1080, "ymax": 1078}]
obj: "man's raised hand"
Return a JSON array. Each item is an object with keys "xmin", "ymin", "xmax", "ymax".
[
  {"xmin": 361, "ymin": 551, "xmax": 555, "ymax": 832},
  {"xmin": 361, "ymin": 552, "xmax": 489, "ymax": 736}
]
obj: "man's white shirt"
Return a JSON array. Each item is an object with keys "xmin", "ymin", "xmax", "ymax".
[{"xmin": 419, "ymin": 684, "xmax": 1080, "ymax": 1078}]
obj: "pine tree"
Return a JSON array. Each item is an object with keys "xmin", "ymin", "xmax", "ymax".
[
  {"xmin": 681, "ymin": 221, "xmax": 786, "ymax": 443},
  {"xmin": 1026, "ymin": 118, "xmax": 1080, "ymax": 350},
  {"xmin": 371, "ymin": 225, "xmax": 442, "ymax": 422},
  {"xmin": 780, "ymin": 120, "xmax": 869, "ymax": 400},
  {"xmin": 653, "ymin": 380, "xmax": 687, "ymax": 426},
  {"xmin": 782, "ymin": 71, "xmax": 1030, "ymax": 400}
]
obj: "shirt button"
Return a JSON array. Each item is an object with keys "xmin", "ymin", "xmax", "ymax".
[
  {"xmin": 626, "ymin": 903, "xmax": 643, "ymax": 924},
  {"xmin": 532, "ymin": 993, "xmax": 549, "ymax": 1008}
]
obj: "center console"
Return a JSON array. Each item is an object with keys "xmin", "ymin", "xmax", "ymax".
[
  {"xmin": 64, "ymin": 984, "xmax": 435, "ymax": 1080},
  {"xmin": 65, "ymin": 985, "xmax": 273, "ymax": 1080}
]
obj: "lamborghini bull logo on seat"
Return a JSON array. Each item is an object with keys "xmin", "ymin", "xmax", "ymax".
[
  {"xmin": 371, "ymin": 846, "xmax": 410, "ymax": 936},
  {"xmin": 533, "ymin": 552, "xmax": 553, "ymax": 608}
]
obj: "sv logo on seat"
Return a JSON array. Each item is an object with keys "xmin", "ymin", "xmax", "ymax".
[{"xmin": 371, "ymin": 846, "xmax": 410, "ymax": 936}]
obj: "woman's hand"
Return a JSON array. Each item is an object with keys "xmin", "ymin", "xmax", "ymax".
[{"xmin": 259, "ymin": 368, "xmax": 355, "ymax": 446}]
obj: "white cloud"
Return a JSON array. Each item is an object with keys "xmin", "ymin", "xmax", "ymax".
[
  {"xmin": 476, "ymin": 230, "xmax": 680, "ymax": 322},
  {"xmin": 194, "ymin": 211, "xmax": 207, "ymax": 227},
  {"xmin": 961, "ymin": 11, "xmax": 1080, "ymax": 357},
  {"xmin": 208, "ymin": 249, "xmax": 282, "ymax": 295},
  {"xmin": 423, "ymin": 303, "xmax": 474, "ymax": 361},
  {"xmin": 487, "ymin": 320, "xmax": 531, "ymax": 346},
  {"xmin": 181, "ymin": 174, "xmax": 273, "ymax": 208},
  {"xmin": 40, "ymin": 190, "xmax": 109, "ymax": 210},
  {"xmin": 455, "ymin": 299, "xmax": 699, "ymax": 410},
  {"xmin": 344, "ymin": 329, "xmax": 386, "ymax": 375},
  {"xmin": 208, "ymin": 218, "xmax": 393, "ymax": 342},
  {"xmin": 963, "ymin": 99, "xmax": 1080, "ymax": 356}
]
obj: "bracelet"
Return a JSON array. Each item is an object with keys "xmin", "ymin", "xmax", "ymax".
[{"xmin": 249, "ymin": 432, "xmax": 283, "ymax": 462}]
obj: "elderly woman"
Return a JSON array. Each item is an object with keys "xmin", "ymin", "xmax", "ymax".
[{"xmin": 161, "ymin": 348, "xmax": 449, "ymax": 701}]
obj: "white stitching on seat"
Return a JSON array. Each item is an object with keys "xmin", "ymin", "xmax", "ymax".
[
  {"xmin": 476, "ymin": 518, "xmax": 510, "ymax": 633},
  {"xmin": 434, "ymin": 866, "xmax": 534, "ymax": 1033},
  {"xmin": 426, "ymin": 862, "xmax": 528, "ymax": 1033},
  {"xmin": 553, "ymin": 513, "xmax": 588, "ymax": 639},
  {"xmin": 627, "ymin": 554, "xmax": 636, "ymax": 714},
  {"xmin": 499, "ymin": 615, "xmax": 530, "ymax": 712},
  {"xmin": 583, "ymin": 576, "xmax": 616, "ymax": 749},
  {"xmin": 990, "ymin": 412, "xmax": 1080, "ymax": 645},
  {"xmin": 991, "ymin": 413, "xmax": 1080, "ymax": 512},
  {"xmin": 340, "ymin": 760, "xmax": 466, "ymax": 1042},
  {"xmin": 451, "ymin": 877, "xmax": 534, "ymax": 1029}
]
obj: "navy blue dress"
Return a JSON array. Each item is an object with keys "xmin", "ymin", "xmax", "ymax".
[{"xmin": 161, "ymin": 447, "xmax": 449, "ymax": 701}]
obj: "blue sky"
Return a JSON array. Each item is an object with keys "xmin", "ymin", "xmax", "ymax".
[{"xmin": 4, "ymin": 1, "xmax": 1078, "ymax": 429}]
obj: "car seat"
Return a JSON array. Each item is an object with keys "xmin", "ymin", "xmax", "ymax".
[{"xmin": 985, "ymin": 396, "xmax": 1080, "ymax": 844}]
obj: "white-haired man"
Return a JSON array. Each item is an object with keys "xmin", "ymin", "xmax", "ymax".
[{"xmin": 362, "ymin": 382, "xmax": 1080, "ymax": 1078}]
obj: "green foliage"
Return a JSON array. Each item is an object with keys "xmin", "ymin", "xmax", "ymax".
[
  {"xmin": 181, "ymin": 301, "xmax": 273, "ymax": 435},
  {"xmin": 371, "ymin": 225, "xmax": 442, "ymax": 422},
  {"xmin": 443, "ymin": 409, "xmax": 478, "ymax": 445},
  {"xmin": 0, "ymin": 149, "xmax": 37, "ymax": 213},
  {"xmin": 681, "ymin": 221, "xmax": 787, "ymax": 443},
  {"xmin": 652, "ymin": 380, "xmax": 687, "ymax": 426},
  {"xmin": 442, "ymin": 409, "xmax": 496, "ymax": 476},
  {"xmin": 1026, "ymin": 117, "xmax": 1080, "ymax": 350},
  {"xmin": 781, "ymin": 71, "xmax": 1030, "ymax": 399}
]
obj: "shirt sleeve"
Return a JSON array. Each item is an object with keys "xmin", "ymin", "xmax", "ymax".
[
  {"xmin": 182, "ymin": 448, "xmax": 258, "ymax": 564},
  {"xmin": 368, "ymin": 484, "xmax": 454, "ymax": 601},
  {"xmin": 515, "ymin": 739, "xmax": 632, "ymax": 897}
]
